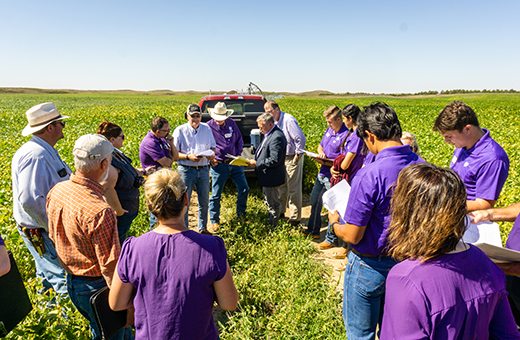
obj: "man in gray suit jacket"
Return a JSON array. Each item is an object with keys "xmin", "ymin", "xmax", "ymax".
[{"xmin": 248, "ymin": 113, "xmax": 287, "ymax": 228}]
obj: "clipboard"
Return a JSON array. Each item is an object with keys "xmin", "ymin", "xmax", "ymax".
[
  {"xmin": 90, "ymin": 286, "xmax": 127, "ymax": 340},
  {"xmin": 0, "ymin": 251, "xmax": 33, "ymax": 337}
]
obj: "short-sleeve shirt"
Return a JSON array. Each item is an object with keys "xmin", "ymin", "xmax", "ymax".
[
  {"xmin": 207, "ymin": 118, "xmax": 243, "ymax": 161},
  {"xmin": 117, "ymin": 230, "xmax": 227, "ymax": 340},
  {"xmin": 345, "ymin": 145, "xmax": 425, "ymax": 255},
  {"xmin": 506, "ymin": 214, "xmax": 520, "ymax": 251},
  {"xmin": 47, "ymin": 174, "xmax": 120, "ymax": 278},
  {"xmin": 450, "ymin": 129, "xmax": 509, "ymax": 201},
  {"xmin": 381, "ymin": 245, "xmax": 519, "ymax": 339},
  {"xmin": 319, "ymin": 125, "xmax": 350, "ymax": 178},
  {"xmin": 139, "ymin": 131, "xmax": 171, "ymax": 170},
  {"xmin": 342, "ymin": 128, "xmax": 365, "ymax": 180},
  {"xmin": 173, "ymin": 122, "xmax": 216, "ymax": 167}
]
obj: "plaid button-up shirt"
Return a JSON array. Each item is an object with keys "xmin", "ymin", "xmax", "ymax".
[{"xmin": 47, "ymin": 173, "xmax": 120, "ymax": 283}]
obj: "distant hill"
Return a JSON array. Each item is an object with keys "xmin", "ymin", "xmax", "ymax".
[{"xmin": 1, "ymin": 87, "xmax": 519, "ymax": 97}]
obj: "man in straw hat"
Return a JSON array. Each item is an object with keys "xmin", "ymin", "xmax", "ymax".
[
  {"xmin": 47, "ymin": 134, "xmax": 133, "ymax": 339},
  {"xmin": 173, "ymin": 104, "xmax": 216, "ymax": 234},
  {"xmin": 12, "ymin": 102, "xmax": 71, "ymax": 295},
  {"xmin": 207, "ymin": 102, "xmax": 249, "ymax": 232}
]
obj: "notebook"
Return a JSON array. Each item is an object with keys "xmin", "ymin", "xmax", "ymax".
[
  {"xmin": 90, "ymin": 286, "xmax": 127, "ymax": 339},
  {"xmin": 0, "ymin": 251, "xmax": 33, "ymax": 337}
]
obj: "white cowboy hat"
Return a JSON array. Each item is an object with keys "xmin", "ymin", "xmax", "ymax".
[
  {"xmin": 209, "ymin": 102, "xmax": 234, "ymax": 121},
  {"xmin": 22, "ymin": 102, "xmax": 69, "ymax": 136}
]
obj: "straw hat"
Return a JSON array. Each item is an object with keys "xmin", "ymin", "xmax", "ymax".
[
  {"xmin": 209, "ymin": 102, "xmax": 234, "ymax": 121},
  {"xmin": 22, "ymin": 102, "xmax": 69, "ymax": 136}
]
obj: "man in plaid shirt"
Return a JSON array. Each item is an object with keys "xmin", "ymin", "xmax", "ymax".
[{"xmin": 47, "ymin": 134, "xmax": 133, "ymax": 340}]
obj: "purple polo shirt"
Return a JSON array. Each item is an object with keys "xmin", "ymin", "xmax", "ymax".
[
  {"xmin": 450, "ymin": 129, "xmax": 509, "ymax": 201},
  {"xmin": 345, "ymin": 145, "xmax": 425, "ymax": 255},
  {"xmin": 139, "ymin": 131, "xmax": 170, "ymax": 170},
  {"xmin": 319, "ymin": 125, "xmax": 350, "ymax": 178},
  {"xmin": 381, "ymin": 245, "xmax": 519, "ymax": 339},
  {"xmin": 342, "ymin": 128, "xmax": 365, "ymax": 180},
  {"xmin": 207, "ymin": 118, "xmax": 243, "ymax": 161},
  {"xmin": 505, "ymin": 214, "xmax": 520, "ymax": 251}
]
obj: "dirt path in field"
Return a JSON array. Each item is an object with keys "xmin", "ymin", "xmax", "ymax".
[{"xmin": 187, "ymin": 191, "xmax": 345, "ymax": 293}]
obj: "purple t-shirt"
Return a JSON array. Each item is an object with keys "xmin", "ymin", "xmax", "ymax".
[
  {"xmin": 117, "ymin": 230, "xmax": 227, "ymax": 340},
  {"xmin": 450, "ymin": 129, "xmax": 509, "ymax": 201},
  {"xmin": 505, "ymin": 214, "xmax": 520, "ymax": 251},
  {"xmin": 207, "ymin": 118, "xmax": 243, "ymax": 161},
  {"xmin": 0, "ymin": 235, "xmax": 4, "ymax": 247},
  {"xmin": 319, "ymin": 125, "xmax": 350, "ymax": 178},
  {"xmin": 381, "ymin": 245, "xmax": 519, "ymax": 339},
  {"xmin": 139, "ymin": 131, "xmax": 171, "ymax": 170},
  {"xmin": 341, "ymin": 128, "xmax": 365, "ymax": 180},
  {"xmin": 345, "ymin": 145, "xmax": 424, "ymax": 255}
]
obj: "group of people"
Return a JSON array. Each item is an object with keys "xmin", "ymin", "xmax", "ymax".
[
  {"xmin": 9, "ymin": 102, "xmax": 240, "ymax": 339},
  {"xmin": 5, "ymin": 97, "xmax": 520, "ymax": 339}
]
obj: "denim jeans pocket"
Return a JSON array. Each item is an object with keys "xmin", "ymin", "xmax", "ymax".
[
  {"xmin": 74, "ymin": 278, "xmax": 106, "ymax": 297},
  {"xmin": 355, "ymin": 261, "xmax": 386, "ymax": 296}
]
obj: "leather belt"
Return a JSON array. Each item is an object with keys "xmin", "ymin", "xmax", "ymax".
[
  {"xmin": 69, "ymin": 274, "xmax": 103, "ymax": 281},
  {"xmin": 351, "ymin": 248, "xmax": 388, "ymax": 258},
  {"xmin": 183, "ymin": 165, "xmax": 208, "ymax": 170}
]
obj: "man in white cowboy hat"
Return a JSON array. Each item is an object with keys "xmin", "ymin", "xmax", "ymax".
[
  {"xmin": 207, "ymin": 102, "xmax": 249, "ymax": 231},
  {"xmin": 11, "ymin": 102, "xmax": 71, "ymax": 295},
  {"xmin": 173, "ymin": 104, "xmax": 216, "ymax": 234}
]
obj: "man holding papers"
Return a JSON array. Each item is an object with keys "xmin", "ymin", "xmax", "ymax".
[
  {"xmin": 433, "ymin": 101, "xmax": 509, "ymax": 212},
  {"xmin": 328, "ymin": 103, "xmax": 424, "ymax": 339},
  {"xmin": 207, "ymin": 102, "xmax": 249, "ymax": 232},
  {"xmin": 265, "ymin": 100, "xmax": 306, "ymax": 227},
  {"xmin": 248, "ymin": 113, "xmax": 287, "ymax": 228},
  {"xmin": 173, "ymin": 104, "xmax": 216, "ymax": 233}
]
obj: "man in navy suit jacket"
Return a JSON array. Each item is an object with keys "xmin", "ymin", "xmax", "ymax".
[{"xmin": 248, "ymin": 113, "xmax": 287, "ymax": 228}]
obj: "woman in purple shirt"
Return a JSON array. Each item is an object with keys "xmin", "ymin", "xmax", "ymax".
[
  {"xmin": 381, "ymin": 163, "xmax": 519, "ymax": 339},
  {"xmin": 109, "ymin": 168, "xmax": 238, "ymax": 339}
]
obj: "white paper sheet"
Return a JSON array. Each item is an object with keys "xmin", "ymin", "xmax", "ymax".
[
  {"xmin": 197, "ymin": 149, "xmax": 215, "ymax": 157},
  {"xmin": 462, "ymin": 215, "xmax": 502, "ymax": 248},
  {"xmin": 322, "ymin": 179, "xmax": 351, "ymax": 224}
]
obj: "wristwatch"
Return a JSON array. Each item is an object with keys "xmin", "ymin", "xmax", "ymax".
[{"xmin": 331, "ymin": 222, "xmax": 339, "ymax": 233}]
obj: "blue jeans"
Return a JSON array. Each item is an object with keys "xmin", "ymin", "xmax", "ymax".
[
  {"xmin": 116, "ymin": 211, "xmax": 138, "ymax": 246},
  {"xmin": 209, "ymin": 162, "xmax": 249, "ymax": 224},
  {"xmin": 178, "ymin": 165, "xmax": 210, "ymax": 231},
  {"xmin": 306, "ymin": 175, "xmax": 331, "ymax": 236},
  {"xmin": 343, "ymin": 251, "xmax": 397, "ymax": 340},
  {"xmin": 18, "ymin": 227, "xmax": 67, "ymax": 295},
  {"xmin": 67, "ymin": 275, "xmax": 133, "ymax": 340}
]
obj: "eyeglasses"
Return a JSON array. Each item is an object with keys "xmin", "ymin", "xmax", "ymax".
[
  {"xmin": 190, "ymin": 114, "xmax": 201, "ymax": 119},
  {"xmin": 53, "ymin": 121, "xmax": 65, "ymax": 127},
  {"xmin": 118, "ymin": 134, "xmax": 125, "ymax": 140}
]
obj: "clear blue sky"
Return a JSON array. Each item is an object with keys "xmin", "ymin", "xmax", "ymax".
[{"xmin": 1, "ymin": 0, "xmax": 519, "ymax": 93}]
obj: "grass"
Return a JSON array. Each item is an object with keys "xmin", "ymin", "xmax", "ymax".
[{"xmin": 1, "ymin": 92, "xmax": 520, "ymax": 339}]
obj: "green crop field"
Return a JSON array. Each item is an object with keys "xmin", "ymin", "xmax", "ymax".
[{"xmin": 1, "ymin": 93, "xmax": 519, "ymax": 339}]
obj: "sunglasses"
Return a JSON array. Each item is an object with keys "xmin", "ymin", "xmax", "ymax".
[
  {"xmin": 53, "ymin": 121, "xmax": 66, "ymax": 127},
  {"xmin": 118, "ymin": 134, "xmax": 125, "ymax": 140}
]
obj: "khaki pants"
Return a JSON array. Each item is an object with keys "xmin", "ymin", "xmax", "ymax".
[{"xmin": 279, "ymin": 154, "xmax": 304, "ymax": 222}]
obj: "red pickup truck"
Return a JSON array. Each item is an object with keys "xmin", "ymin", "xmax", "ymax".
[{"xmin": 199, "ymin": 94, "xmax": 266, "ymax": 174}]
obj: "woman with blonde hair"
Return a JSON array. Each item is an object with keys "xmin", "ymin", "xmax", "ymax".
[
  {"xmin": 381, "ymin": 163, "xmax": 519, "ymax": 339},
  {"xmin": 109, "ymin": 168, "xmax": 238, "ymax": 339}
]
